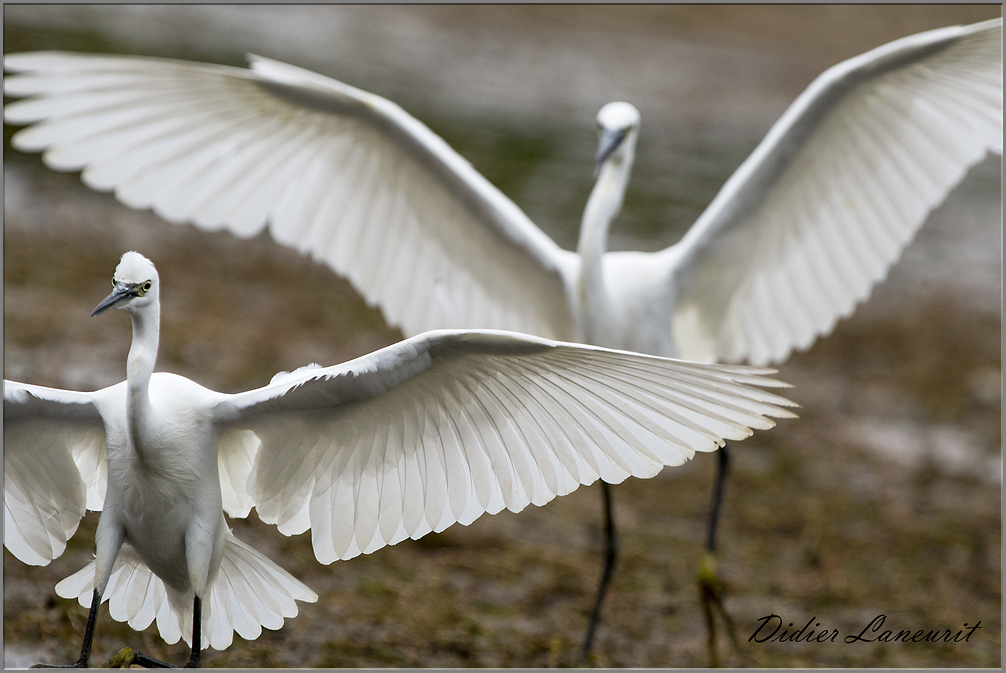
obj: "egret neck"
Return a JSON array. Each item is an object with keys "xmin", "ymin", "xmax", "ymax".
[
  {"xmin": 91, "ymin": 260, "xmax": 162, "ymax": 464},
  {"xmin": 125, "ymin": 297, "xmax": 159, "ymax": 458},
  {"xmin": 576, "ymin": 115, "xmax": 638, "ymax": 347}
]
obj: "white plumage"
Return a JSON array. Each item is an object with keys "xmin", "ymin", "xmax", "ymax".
[
  {"xmin": 2, "ymin": 18, "xmax": 1000, "ymax": 366},
  {"xmin": 3, "ymin": 17, "xmax": 1000, "ymax": 661},
  {"xmin": 3, "ymin": 252, "xmax": 796, "ymax": 663}
]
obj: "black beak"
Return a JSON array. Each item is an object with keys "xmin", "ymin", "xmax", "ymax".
[
  {"xmin": 594, "ymin": 127, "xmax": 627, "ymax": 177},
  {"xmin": 92, "ymin": 282, "xmax": 139, "ymax": 317}
]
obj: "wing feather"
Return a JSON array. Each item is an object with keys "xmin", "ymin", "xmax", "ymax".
[
  {"xmin": 3, "ymin": 381, "xmax": 107, "ymax": 566},
  {"xmin": 212, "ymin": 330, "xmax": 796, "ymax": 564},
  {"xmin": 4, "ymin": 51, "xmax": 576, "ymax": 341},
  {"xmin": 493, "ymin": 368, "xmax": 588, "ymax": 489},
  {"xmin": 666, "ymin": 18, "xmax": 1001, "ymax": 365}
]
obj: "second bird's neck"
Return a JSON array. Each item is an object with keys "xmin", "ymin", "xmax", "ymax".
[{"xmin": 576, "ymin": 162, "xmax": 629, "ymax": 343}]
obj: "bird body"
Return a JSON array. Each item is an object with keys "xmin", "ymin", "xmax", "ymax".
[
  {"xmin": 6, "ymin": 253, "xmax": 318, "ymax": 655},
  {"xmin": 7, "ymin": 373, "xmax": 318, "ymax": 654},
  {"xmin": 98, "ymin": 373, "xmax": 225, "ymax": 603},
  {"xmin": 91, "ymin": 254, "xmax": 223, "ymax": 610},
  {"xmin": 4, "ymin": 252, "xmax": 797, "ymax": 663}
]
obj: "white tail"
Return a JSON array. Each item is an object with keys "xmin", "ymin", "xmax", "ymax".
[{"xmin": 55, "ymin": 531, "xmax": 318, "ymax": 650}]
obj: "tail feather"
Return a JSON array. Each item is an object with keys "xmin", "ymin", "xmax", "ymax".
[{"xmin": 55, "ymin": 532, "xmax": 317, "ymax": 650}]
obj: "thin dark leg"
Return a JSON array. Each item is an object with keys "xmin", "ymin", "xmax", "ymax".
[
  {"xmin": 578, "ymin": 481, "xmax": 618, "ymax": 665},
  {"xmin": 706, "ymin": 443, "xmax": 731, "ymax": 553},
  {"xmin": 184, "ymin": 596, "xmax": 201, "ymax": 668},
  {"xmin": 31, "ymin": 589, "xmax": 100, "ymax": 668},
  {"xmin": 75, "ymin": 588, "xmax": 101, "ymax": 667},
  {"xmin": 698, "ymin": 444, "xmax": 742, "ymax": 666},
  {"xmin": 33, "ymin": 588, "xmax": 178, "ymax": 669}
]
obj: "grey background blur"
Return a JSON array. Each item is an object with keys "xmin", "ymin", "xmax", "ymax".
[{"xmin": 4, "ymin": 5, "xmax": 1001, "ymax": 668}]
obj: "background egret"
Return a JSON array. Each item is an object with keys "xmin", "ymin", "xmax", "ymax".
[
  {"xmin": 4, "ymin": 5, "xmax": 1001, "ymax": 668},
  {"xmin": 6, "ymin": 251, "xmax": 796, "ymax": 668}
]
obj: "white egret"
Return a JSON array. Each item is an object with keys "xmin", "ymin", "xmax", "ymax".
[
  {"xmin": 5, "ymin": 251, "xmax": 796, "ymax": 667},
  {"xmin": 3, "ymin": 16, "xmax": 1001, "ymax": 660}
]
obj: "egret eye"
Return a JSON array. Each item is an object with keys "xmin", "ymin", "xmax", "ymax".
[{"xmin": 143, "ymin": 281, "xmax": 152, "ymax": 292}]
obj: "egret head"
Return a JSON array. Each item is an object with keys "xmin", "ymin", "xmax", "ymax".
[
  {"xmin": 92, "ymin": 251, "xmax": 160, "ymax": 317},
  {"xmin": 594, "ymin": 102, "xmax": 640, "ymax": 176}
]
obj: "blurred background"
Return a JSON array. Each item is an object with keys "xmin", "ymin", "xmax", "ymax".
[{"xmin": 3, "ymin": 5, "xmax": 1001, "ymax": 667}]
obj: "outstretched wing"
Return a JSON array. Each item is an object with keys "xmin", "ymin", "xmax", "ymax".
[
  {"xmin": 662, "ymin": 18, "xmax": 1002, "ymax": 365},
  {"xmin": 213, "ymin": 330, "xmax": 797, "ymax": 565},
  {"xmin": 3, "ymin": 52, "xmax": 576, "ymax": 340},
  {"xmin": 3, "ymin": 380, "xmax": 107, "ymax": 565}
]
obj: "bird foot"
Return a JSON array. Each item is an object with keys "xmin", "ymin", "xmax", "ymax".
[
  {"xmin": 31, "ymin": 647, "xmax": 179, "ymax": 669},
  {"xmin": 575, "ymin": 650, "xmax": 612, "ymax": 668},
  {"xmin": 102, "ymin": 648, "xmax": 175, "ymax": 668},
  {"xmin": 30, "ymin": 663, "xmax": 87, "ymax": 669},
  {"xmin": 697, "ymin": 551, "xmax": 742, "ymax": 667},
  {"xmin": 30, "ymin": 655, "xmax": 92, "ymax": 669}
]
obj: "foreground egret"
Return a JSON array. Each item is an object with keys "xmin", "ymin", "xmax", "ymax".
[
  {"xmin": 4, "ymin": 251, "xmax": 796, "ymax": 667},
  {"xmin": 3, "ymin": 16, "xmax": 1001, "ymax": 659}
]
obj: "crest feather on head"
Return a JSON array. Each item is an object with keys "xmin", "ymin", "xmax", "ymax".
[{"xmin": 114, "ymin": 251, "xmax": 158, "ymax": 285}]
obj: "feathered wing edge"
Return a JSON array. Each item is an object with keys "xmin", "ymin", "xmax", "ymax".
[
  {"xmin": 55, "ymin": 531, "xmax": 317, "ymax": 651},
  {"xmin": 665, "ymin": 18, "xmax": 1002, "ymax": 366},
  {"xmin": 2, "ymin": 50, "xmax": 578, "ymax": 343},
  {"xmin": 215, "ymin": 330, "xmax": 798, "ymax": 566},
  {"xmin": 3, "ymin": 381, "xmax": 108, "ymax": 566}
]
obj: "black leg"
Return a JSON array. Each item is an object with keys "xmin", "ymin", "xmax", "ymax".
[
  {"xmin": 697, "ymin": 444, "xmax": 742, "ymax": 666},
  {"xmin": 32, "ymin": 588, "xmax": 185, "ymax": 669},
  {"xmin": 31, "ymin": 589, "xmax": 101, "ymax": 668},
  {"xmin": 706, "ymin": 442, "xmax": 731, "ymax": 554},
  {"xmin": 184, "ymin": 596, "xmax": 201, "ymax": 668},
  {"xmin": 578, "ymin": 480, "xmax": 618, "ymax": 665},
  {"xmin": 76, "ymin": 588, "xmax": 101, "ymax": 667}
]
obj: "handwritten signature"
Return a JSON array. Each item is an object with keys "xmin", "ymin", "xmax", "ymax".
[{"xmin": 749, "ymin": 614, "xmax": 981, "ymax": 645}]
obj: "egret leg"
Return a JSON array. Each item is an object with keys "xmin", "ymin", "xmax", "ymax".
[
  {"xmin": 184, "ymin": 597, "xmax": 202, "ymax": 668},
  {"xmin": 697, "ymin": 444, "xmax": 742, "ymax": 665},
  {"xmin": 705, "ymin": 442, "xmax": 730, "ymax": 554},
  {"xmin": 578, "ymin": 480, "xmax": 618, "ymax": 665},
  {"xmin": 31, "ymin": 589, "xmax": 100, "ymax": 668},
  {"xmin": 32, "ymin": 588, "xmax": 176, "ymax": 669},
  {"xmin": 75, "ymin": 589, "xmax": 101, "ymax": 667}
]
